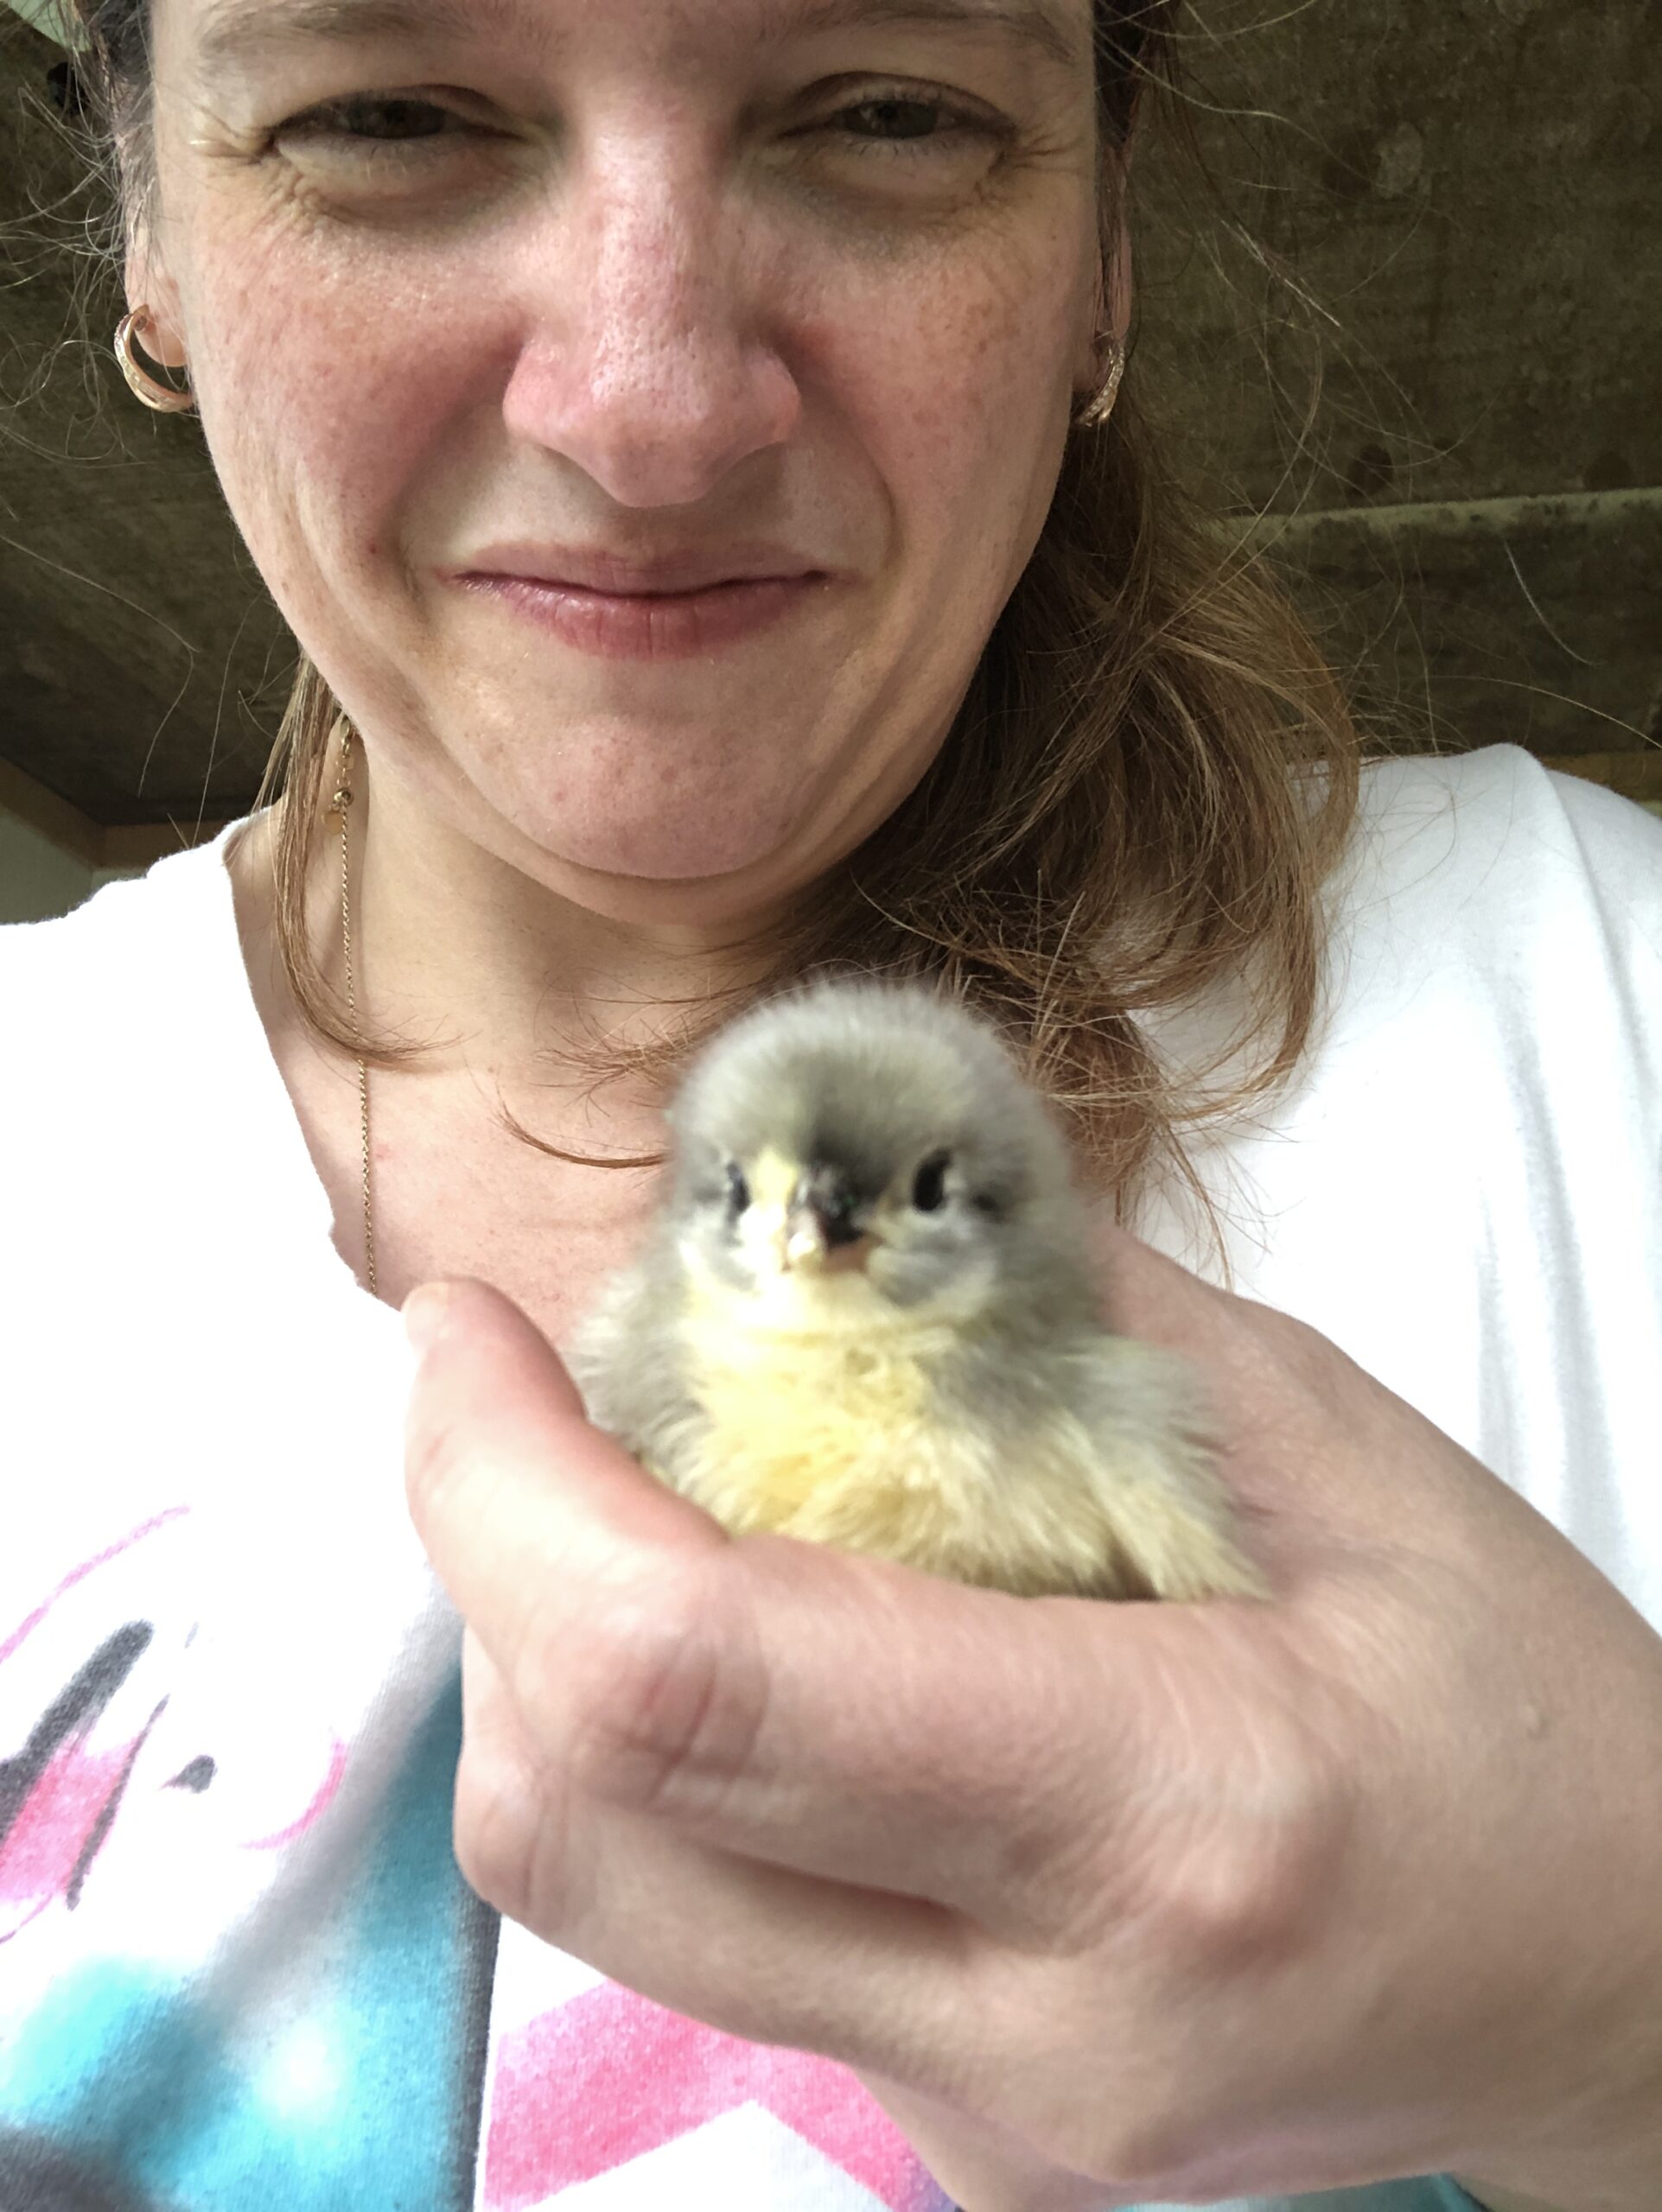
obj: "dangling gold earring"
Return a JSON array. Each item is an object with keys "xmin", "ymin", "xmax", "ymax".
[
  {"xmin": 114, "ymin": 308, "xmax": 196, "ymax": 415},
  {"xmin": 1073, "ymin": 338, "xmax": 1127, "ymax": 431}
]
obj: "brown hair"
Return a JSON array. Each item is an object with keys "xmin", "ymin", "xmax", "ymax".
[{"xmin": 61, "ymin": 0, "xmax": 1363, "ymax": 1246}]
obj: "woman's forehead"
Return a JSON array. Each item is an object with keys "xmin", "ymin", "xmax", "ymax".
[{"xmin": 176, "ymin": 0, "xmax": 1095, "ymax": 77}]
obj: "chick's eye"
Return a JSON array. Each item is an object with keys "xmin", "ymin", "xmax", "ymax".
[
  {"xmin": 911, "ymin": 1153, "xmax": 950, "ymax": 1212},
  {"xmin": 724, "ymin": 1162, "xmax": 751, "ymax": 1212}
]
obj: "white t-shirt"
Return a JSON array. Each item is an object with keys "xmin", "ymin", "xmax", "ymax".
[{"xmin": 0, "ymin": 743, "xmax": 1657, "ymax": 2212}]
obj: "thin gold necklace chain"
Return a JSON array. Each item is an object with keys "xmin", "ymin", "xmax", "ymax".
[{"xmin": 331, "ymin": 721, "xmax": 377, "ymax": 1296}]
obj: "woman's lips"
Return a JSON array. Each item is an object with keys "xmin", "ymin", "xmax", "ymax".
[{"xmin": 459, "ymin": 571, "xmax": 826, "ymax": 659}]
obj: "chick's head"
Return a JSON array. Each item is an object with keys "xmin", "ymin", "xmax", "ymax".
[{"xmin": 665, "ymin": 982, "xmax": 1092, "ymax": 1328}]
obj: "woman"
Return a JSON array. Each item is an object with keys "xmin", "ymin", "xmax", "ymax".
[{"xmin": 2, "ymin": 0, "xmax": 1659, "ymax": 2208}]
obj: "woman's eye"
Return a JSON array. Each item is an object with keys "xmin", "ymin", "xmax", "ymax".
[
  {"xmin": 274, "ymin": 94, "xmax": 478, "ymax": 151},
  {"xmin": 816, "ymin": 91, "xmax": 1003, "ymax": 159},
  {"xmin": 839, "ymin": 97, "xmax": 948, "ymax": 143}
]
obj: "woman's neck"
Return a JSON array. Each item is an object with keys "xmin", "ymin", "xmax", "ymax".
[
  {"xmin": 224, "ymin": 787, "xmax": 783, "ymax": 1326},
  {"xmin": 350, "ymin": 761, "xmax": 780, "ymax": 1094}
]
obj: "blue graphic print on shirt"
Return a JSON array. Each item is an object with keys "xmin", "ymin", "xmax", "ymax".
[{"xmin": 0, "ymin": 1673, "xmax": 496, "ymax": 2210}]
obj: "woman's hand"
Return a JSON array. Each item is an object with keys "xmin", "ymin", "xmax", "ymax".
[{"xmin": 403, "ymin": 1232, "xmax": 1662, "ymax": 2212}]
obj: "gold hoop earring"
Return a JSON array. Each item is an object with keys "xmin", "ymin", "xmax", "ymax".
[
  {"xmin": 1073, "ymin": 339, "xmax": 1126, "ymax": 430},
  {"xmin": 114, "ymin": 308, "xmax": 195, "ymax": 416}
]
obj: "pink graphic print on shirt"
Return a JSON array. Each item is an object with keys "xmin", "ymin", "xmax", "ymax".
[
  {"xmin": 486, "ymin": 1983, "xmax": 952, "ymax": 2209},
  {"xmin": 0, "ymin": 1510, "xmax": 347, "ymax": 1943}
]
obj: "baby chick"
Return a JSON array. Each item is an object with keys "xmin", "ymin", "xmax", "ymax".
[{"xmin": 569, "ymin": 982, "xmax": 1259, "ymax": 1601}]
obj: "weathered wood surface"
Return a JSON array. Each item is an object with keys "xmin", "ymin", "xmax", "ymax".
[{"xmin": 1, "ymin": 1, "xmax": 1658, "ymax": 825}]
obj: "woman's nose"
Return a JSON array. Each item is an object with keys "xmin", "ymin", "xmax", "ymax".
[{"xmin": 501, "ymin": 153, "xmax": 803, "ymax": 509}]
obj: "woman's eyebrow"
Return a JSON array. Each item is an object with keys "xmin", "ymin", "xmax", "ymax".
[
  {"xmin": 782, "ymin": 0, "xmax": 1083, "ymax": 71},
  {"xmin": 194, "ymin": 0, "xmax": 541, "ymax": 75},
  {"xmin": 194, "ymin": 0, "xmax": 1086, "ymax": 80}
]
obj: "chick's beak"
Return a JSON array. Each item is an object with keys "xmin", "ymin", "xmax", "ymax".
[{"xmin": 777, "ymin": 1166, "xmax": 871, "ymax": 1274}]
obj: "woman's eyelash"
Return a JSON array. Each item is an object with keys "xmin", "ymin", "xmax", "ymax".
[
  {"xmin": 815, "ymin": 93, "xmax": 1003, "ymax": 155},
  {"xmin": 275, "ymin": 89, "xmax": 1002, "ymax": 157},
  {"xmin": 277, "ymin": 95, "xmax": 471, "ymax": 145}
]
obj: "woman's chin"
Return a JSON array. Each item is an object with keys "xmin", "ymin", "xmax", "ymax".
[{"xmin": 500, "ymin": 793, "xmax": 823, "ymax": 912}]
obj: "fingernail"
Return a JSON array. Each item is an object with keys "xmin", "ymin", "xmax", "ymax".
[{"xmin": 403, "ymin": 1281, "xmax": 454, "ymax": 1354}]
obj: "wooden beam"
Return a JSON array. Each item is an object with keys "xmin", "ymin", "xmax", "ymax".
[
  {"xmin": 1540, "ymin": 749, "xmax": 1662, "ymax": 804},
  {"xmin": 101, "ymin": 817, "xmax": 232, "ymax": 868},
  {"xmin": 0, "ymin": 752, "xmax": 99, "ymax": 865},
  {"xmin": 1238, "ymin": 486, "xmax": 1662, "ymax": 546},
  {"xmin": 0, "ymin": 756, "xmax": 226, "ymax": 869}
]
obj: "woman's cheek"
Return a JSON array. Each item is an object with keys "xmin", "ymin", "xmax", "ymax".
[
  {"xmin": 187, "ymin": 225, "xmax": 488, "ymax": 616},
  {"xmin": 845, "ymin": 257, "xmax": 1076, "ymax": 574}
]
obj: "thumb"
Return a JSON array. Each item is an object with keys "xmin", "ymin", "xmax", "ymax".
[{"xmin": 402, "ymin": 1278, "xmax": 727, "ymax": 1665}]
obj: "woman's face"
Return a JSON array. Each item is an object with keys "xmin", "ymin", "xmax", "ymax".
[{"xmin": 137, "ymin": 0, "xmax": 1108, "ymax": 921}]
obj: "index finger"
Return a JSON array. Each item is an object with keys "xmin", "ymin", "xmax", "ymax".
[{"xmin": 403, "ymin": 1278, "xmax": 1245, "ymax": 1939}]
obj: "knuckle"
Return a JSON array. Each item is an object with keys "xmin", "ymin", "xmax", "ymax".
[
  {"xmin": 885, "ymin": 1972, "xmax": 1205, "ymax": 2205},
  {"xmin": 455, "ymin": 1734, "xmax": 589, "ymax": 1940},
  {"xmin": 1026, "ymin": 2063, "xmax": 1209, "ymax": 2199},
  {"xmin": 1156, "ymin": 1825, "xmax": 1300, "ymax": 1968},
  {"xmin": 1147, "ymin": 1708, "xmax": 1347, "ymax": 1973},
  {"xmin": 988, "ymin": 2073, "xmax": 1193, "ymax": 2201},
  {"xmin": 557, "ymin": 1557, "xmax": 768, "ymax": 1820},
  {"xmin": 1089, "ymin": 2107, "xmax": 1199, "ymax": 2197}
]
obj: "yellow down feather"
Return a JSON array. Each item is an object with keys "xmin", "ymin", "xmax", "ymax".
[{"xmin": 653, "ymin": 1260, "xmax": 1259, "ymax": 1602}]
